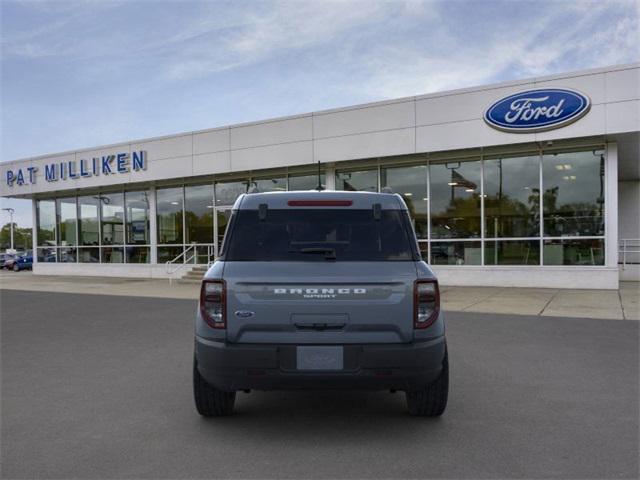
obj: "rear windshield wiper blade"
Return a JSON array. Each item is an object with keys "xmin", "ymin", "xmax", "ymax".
[{"xmin": 288, "ymin": 247, "xmax": 337, "ymax": 259}]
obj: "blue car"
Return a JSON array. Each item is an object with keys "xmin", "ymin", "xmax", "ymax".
[{"xmin": 13, "ymin": 252, "xmax": 33, "ymax": 271}]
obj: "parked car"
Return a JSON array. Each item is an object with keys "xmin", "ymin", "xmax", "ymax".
[
  {"xmin": 12, "ymin": 252, "xmax": 33, "ymax": 271},
  {"xmin": 193, "ymin": 191, "xmax": 448, "ymax": 417},
  {"xmin": 2, "ymin": 253, "xmax": 17, "ymax": 270}
]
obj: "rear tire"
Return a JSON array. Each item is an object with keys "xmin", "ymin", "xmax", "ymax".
[
  {"xmin": 406, "ymin": 347, "xmax": 448, "ymax": 417},
  {"xmin": 193, "ymin": 358, "xmax": 235, "ymax": 417},
  {"xmin": 12, "ymin": 264, "xmax": 19, "ymax": 272}
]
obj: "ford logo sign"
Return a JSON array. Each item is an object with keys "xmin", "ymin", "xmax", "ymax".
[
  {"xmin": 234, "ymin": 310, "xmax": 255, "ymax": 318},
  {"xmin": 484, "ymin": 88, "xmax": 591, "ymax": 133}
]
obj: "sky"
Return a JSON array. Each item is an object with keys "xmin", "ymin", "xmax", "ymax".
[{"xmin": 1, "ymin": 0, "xmax": 639, "ymax": 228}]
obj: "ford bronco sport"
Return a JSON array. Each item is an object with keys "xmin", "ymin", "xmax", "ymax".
[{"xmin": 194, "ymin": 191, "xmax": 448, "ymax": 416}]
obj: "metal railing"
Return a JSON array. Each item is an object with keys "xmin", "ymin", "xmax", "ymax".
[
  {"xmin": 619, "ymin": 238, "xmax": 640, "ymax": 269},
  {"xmin": 166, "ymin": 243, "xmax": 218, "ymax": 284},
  {"xmin": 166, "ymin": 243, "xmax": 198, "ymax": 282}
]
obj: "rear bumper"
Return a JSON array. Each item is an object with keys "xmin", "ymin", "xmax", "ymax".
[{"xmin": 195, "ymin": 336, "xmax": 446, "ymax": 392}]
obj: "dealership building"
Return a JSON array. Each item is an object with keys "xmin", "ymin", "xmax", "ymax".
[{"xmin": 1, "ymin": 63, "xmax": 638, "ymax": 289}]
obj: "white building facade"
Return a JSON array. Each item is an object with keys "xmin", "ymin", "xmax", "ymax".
[{"xmin": 2, "ymin": 63, "xmax": 639, "ymax": 289}]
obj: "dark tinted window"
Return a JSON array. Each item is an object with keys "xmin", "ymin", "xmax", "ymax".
[
  {"xmin": 484, "ymin": 155, "xmax": 540, "ymax": 238},
  {"xmin": 224, "ymin": 209, "xmax": 417, "ymax": 261},
  {"xmin": 542, "ymin": 151, "xmax": 605, "ymax": 237},
  {"xmin": 430, "ymin": 160, "xmax": 481, "ymax": 239}
]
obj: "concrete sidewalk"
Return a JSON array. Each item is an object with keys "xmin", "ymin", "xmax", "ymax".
[
  {"xmin": 440, "ymin": 284, "xmax": 639, "ymax": 320},
  {"xmin": 1, "ymin": 271, "xmax": 638, "ymax": 320}
]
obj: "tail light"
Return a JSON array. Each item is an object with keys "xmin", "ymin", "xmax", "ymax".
[
  {"xmin": 414, "ymin": 279, "xmax": 440, "ymax": 329},
  {"xmin": 200, "ymin": 279, "xmax": 226, "ymax": 329}
]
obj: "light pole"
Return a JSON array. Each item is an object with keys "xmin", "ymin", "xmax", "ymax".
[{"xmin": 2, "ymin": 207, "xmax": 15, "ymax": 251}]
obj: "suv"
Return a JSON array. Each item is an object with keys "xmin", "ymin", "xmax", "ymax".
[{"xmin": 194, "ymin": 191, "xmax": 448, "ymax": 417}]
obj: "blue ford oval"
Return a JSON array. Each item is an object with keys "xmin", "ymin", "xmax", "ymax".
[{"xmin": 484, "ymin": 88, "xmax": 591, "ymax": 132}]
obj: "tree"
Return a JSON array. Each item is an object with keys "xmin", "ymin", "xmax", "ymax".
[{"xmin": 0, "ymin": 223, "xmax": 32, "ymax": 251}]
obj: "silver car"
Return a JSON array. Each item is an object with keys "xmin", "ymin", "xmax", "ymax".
[{"xmin": 194, "ymin": 190, "xmax": 448, "ymax": 416}]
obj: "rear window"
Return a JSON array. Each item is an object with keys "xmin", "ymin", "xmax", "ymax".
[{"xmin": 223, "ymin": 209, "xmax": 418, "ymax": 261}]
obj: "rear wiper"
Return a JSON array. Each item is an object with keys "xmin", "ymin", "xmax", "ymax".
[{"xmin": 289, "ymin": 247, "xmax": 337, "ymax": 260}]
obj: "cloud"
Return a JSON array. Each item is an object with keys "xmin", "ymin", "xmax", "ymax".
[
  {"xmin": 157, "ymin": 0, "xmax": 639, "ymax": 97},
  {"xmin": 4, "ymin": 0, "xmax": 636, "ymax": 92},
  {"xmin": 350, "ymin": 0, "xmax": 639, "ymax": 99},
  {"xmin": 2, "ymin": 1, "xmax": 418, "ymax": 81},
  {"xmin": 163, "ymin": 1, "xmax": 406, "ymax": 80},
  {"xmin": 1, "ymin": 0, "xmax": 125, "ymax": 58}
]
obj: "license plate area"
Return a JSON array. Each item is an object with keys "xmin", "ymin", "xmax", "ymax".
[{"xmin": 296, "ymin": 346, "xmax": 344, "ymax": 371}]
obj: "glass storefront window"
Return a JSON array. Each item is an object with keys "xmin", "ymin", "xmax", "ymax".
[
  {"xmin": 418, "ymin": 242, "xmax": 428, "ymax": 261},
  {"xmin": 252, "ymin": 176, "xmax": 286, "ymax": 193},
  {"xmin": 430, "ymin": 160, "xmax": 481, "ymax": 239},
  {"xmin": 101, "ymin": 246, "xmax": 124, "ymax": 263},
  {"xmin": 58, "ymin": 246, "xmax": 76, "ymax": 263},
  {"xmin": 381, "ymin": 165, "xmax": 428, "ymax": 239},
  {"xmin": 431, "ymin": 241, "xmax": 482, "ymax": 265},
  {"xmin": 56, "ymin": 198, "xmax": 77, "ymax": 246},
  {"xmin": 288, "ymin": 173, "xmax": 325, "ymax": 191},
  {"xmin": 215, "ymin": 180, "xmax": 248, "ymax": 206},
  {"xmin": 78, "ymin": 196, "xmax": 100, "ymax": 246},
  {"xmin": 28, "ymin": 148, "xmax": 608, "ymax": 269},
  {"xmin": 157, "ymin": 246, "xmax": 184, "ymax": 264},
  {"xmin": 36, "ymin": 200, "xmax": 56, "ymax": 246},
  {"xmin": 77, "ymin": 247, "xmax": 100, "ymax": 263},
  {"xmin": 37, "ymin": 246, "xmax": 57, "ymax": 262},
  {"xmin": 100, "ymin": 193, "xmax": 124, "ymax": 245},
  {"xmin": 196, "ymin": 245, "xmax": 214, "ymax": 264},
  {"xmin": 125, "ymin": 191, "xmax": 150, "ymax": 245},
  {"xmin": 126, "ymin": 246, "xmax": 150, "ymax": 263},
  {"xmin": 484, "ymin": 155, "xmax": 540, "ymax": 238},
  {"xmin": 485, "ymin": 240, "xmax": 540, "ymax": 265},
  {"xmin": 157, "ymin": 187, "xmax": 183, "ymax": 244},
  {"xmin": 185, "ymin": 184, "xmax": 214, "ymax": 244},
  {"xmin": 216, "ymin": 207, "xmax": 233, "ymax": 256},
  {"xmin": 543, "ymin": 238, "xmax": 604, "ymax": 265},
  {"xmin": 542, "ymin": 150, "xmax": 605, "ymax": 237},
  {"xmin": 336, "ymin": 169, "xmax": 378, "ymax": 192}
]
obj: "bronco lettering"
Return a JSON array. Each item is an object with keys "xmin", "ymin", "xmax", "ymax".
[{"xmin": 273, "ymin": 288, "xmax": 367, "ymax": 295}]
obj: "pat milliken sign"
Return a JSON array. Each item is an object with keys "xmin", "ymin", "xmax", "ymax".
[
  {"xmin": 5, "ymin": 151, "xmax": 147, "ymax": 187},
  {"xmin": 484, "ymin": 88, "xmax": 591, "ymax": 133}
]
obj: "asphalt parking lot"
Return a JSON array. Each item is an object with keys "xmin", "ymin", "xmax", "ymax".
[{"xmin": 1, "ymin": 289, "xmax": 638, "ymax": 479}]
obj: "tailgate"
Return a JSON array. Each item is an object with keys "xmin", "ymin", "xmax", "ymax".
[{"xmin": 223, "ymin": 261, "xmax": 417, "ymax": 344}]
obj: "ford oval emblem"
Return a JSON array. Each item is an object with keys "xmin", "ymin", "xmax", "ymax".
[
  {"xmin": 484, "ymin": 88, "xmax": 591, "ymax": 133},
  {"xmin": 234, "ymin": 310, "xmax": 255, "ymax": 318}
]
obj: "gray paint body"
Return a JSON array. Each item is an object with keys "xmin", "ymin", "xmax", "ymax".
[{"xmin": 195, "ymin": 191, "xmax": 445, "ymax": 391}]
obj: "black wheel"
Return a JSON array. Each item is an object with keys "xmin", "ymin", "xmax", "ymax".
[
  {"xmin": 12, "ymin": 264, "xmax": 19, "ymax": 272},
  {"xmin": 406, "ymin": 347, "xmax": 449, "ymax": 417},
  {"xmin": 193, "ymin": 358, "xmax": 235, "ymax": 417}
]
